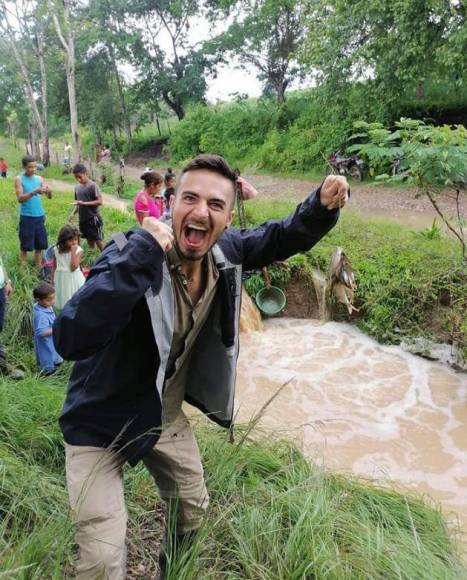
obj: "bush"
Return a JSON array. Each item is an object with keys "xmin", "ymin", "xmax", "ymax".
[{"xmin": 169, "ymin": 87, "xmax": 379, "ymax": 173}]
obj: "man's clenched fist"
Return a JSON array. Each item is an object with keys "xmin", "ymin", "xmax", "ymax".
[
  {"xmin": 142, "ymin": 217, "xmax": 174, "ymax": 252},
  {"xmin": 320, "ymin": 175, "xmax": 349, "ymax": 210}
]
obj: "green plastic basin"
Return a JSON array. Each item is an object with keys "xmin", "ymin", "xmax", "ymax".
[{"xmin": 255, "ymin": 286, "xmax": 287, "ymax": 316}]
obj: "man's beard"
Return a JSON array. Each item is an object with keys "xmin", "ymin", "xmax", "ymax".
[{"xmin": 173, "ymin": 238, "xmax": 212, "ymax": 262}]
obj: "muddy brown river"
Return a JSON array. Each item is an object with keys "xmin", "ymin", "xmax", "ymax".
[{"xmin": 235, "ymin": 318, "xmax": 467, "ymax": 545}]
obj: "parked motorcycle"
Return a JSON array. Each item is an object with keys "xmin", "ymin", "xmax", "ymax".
[{"xmin": 327, "ymin": 152, "xmax": 364, "ymax": 181}]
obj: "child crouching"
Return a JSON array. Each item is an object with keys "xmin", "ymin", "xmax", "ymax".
[{"xmin": 33, "ymin": 282, "xmax": 63, "ymax": 375}]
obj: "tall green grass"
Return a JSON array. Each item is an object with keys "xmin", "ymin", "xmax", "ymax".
[
  {"xmin": 0, "ymin": 150, "xmax": 465, "ymax": 578},
  {"xmin": 0, "ymin": 376, "xmax": 465, "ymax": 579}
]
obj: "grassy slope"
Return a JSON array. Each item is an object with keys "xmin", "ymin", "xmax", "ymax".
[{"xmin": 0, "ymin": 160, "xmax": 465, "ymax": 577}]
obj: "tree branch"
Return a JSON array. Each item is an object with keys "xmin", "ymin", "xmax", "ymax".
[
  {"xmin": 425, "ymin": 188, "xmax": 466, "ymax": 260},
  {"xmin": 47, "ymin": 0, "xmax": 70, "ymax": 56}
]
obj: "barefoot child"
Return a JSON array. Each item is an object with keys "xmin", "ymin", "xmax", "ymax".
[
  {"xmin": 33, "ymin": 282, "xmax": 63, "ymax": 375},
  {"xmin": 53, "ymin": 225, "xmax": 86, "ymax": 310}
]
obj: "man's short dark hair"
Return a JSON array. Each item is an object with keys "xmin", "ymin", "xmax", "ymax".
[
  {"xmin": 72, "ymin": 163, "xmax": 87, "ymax": 175},
  {"xmin": 33, "ymin": 281, "xmax": 55, "ymax": 301},
  {"xmin": 22, "ymin": 155, "xmax": 36, "ymax": 167},
  {"xmin": 180, "ymin": 154, "xmax": 238, "ymax": 188}
]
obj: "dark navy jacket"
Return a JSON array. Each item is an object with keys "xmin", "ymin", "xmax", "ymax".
[{"xmin": 54, "ymin": 188, "xmax": 338, "ymax": 465}]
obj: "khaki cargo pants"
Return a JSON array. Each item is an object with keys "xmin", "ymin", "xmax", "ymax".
[{"xmin": 65, "ymin": 412, "xmax": 209, "ymax": 580}]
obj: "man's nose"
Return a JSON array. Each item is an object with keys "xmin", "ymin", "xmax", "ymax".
[{"xmin": 191, "ymin": 201, "xmax": 209, "ymax": 220}]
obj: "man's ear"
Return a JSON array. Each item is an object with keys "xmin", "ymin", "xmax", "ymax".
[
  {"xmin": 226, "ymin": 210, "xmax": 235, "ymax": 229},
  {"xmin": 169, "ymin": 194, "xmax": 175, "ymax": 209}
]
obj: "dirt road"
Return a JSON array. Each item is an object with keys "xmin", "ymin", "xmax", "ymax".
[{"xmin": 122, "ymin": 160, "xmax": 465, "ymax": 231}]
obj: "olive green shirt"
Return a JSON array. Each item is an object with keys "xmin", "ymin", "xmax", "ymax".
[{"xmin": 162, "ymin": 247, "xmax": 219, "ymax": 422}]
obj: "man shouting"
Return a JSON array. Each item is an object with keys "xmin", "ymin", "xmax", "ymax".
[{"xmin": 54, "ymin": 154, "xmax": 348, "ymax": 579}]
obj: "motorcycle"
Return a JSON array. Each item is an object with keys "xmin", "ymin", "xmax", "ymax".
[{"xmin": 327, "ymin": 152, "xmax": 364, "ymax": 181}]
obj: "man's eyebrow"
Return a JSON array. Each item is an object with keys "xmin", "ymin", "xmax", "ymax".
[{"xmin": 180, "ymin": 190, "xmax": 227, "ymax": 206}]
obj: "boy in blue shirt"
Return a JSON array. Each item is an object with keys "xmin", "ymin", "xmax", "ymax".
[
  {"xmin": 33, "ymin": 282, "xmax": 62, "ymax": 375},
  {"xmin": 15, "ymin": 155, "xmax": 52, "ymax": 268}
]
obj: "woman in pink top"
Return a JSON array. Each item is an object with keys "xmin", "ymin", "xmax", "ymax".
[{"xmin": 134, "ymin": 171, "xmax": 165, "ymax": 225}]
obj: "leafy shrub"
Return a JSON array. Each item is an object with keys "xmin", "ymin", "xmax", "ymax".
[{"xmin": 169, "ymin": 90, "xmax": 358, "ymax": 172}]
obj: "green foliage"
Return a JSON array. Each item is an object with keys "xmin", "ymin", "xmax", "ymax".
[
  {"xmin": 170, "ymin": 99, "xmax": 277, "ymax": 164},
  {"xmin": 350, "ymin": 119, "xmax": 467, "ymax": 259},
  {"xmin": 208, "ymin": 0, "xmax": 307, "ymax": 103},
  {"xmin": 170, "ymin": 90, "xmax": 357, "ymax": 172},
  {"xmin": 300, "ymin": 0, "xmax": 467, "ymax": 119},
  {"xmin": 98, "ymin": 161, "xmax": 116, "ymax": 188},
  {"xmin": 417, "ymin": 219, "xmax": 442, "ymax": 241}
]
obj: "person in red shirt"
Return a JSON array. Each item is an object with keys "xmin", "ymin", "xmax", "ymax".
[{"xmin": 0, "ymin": 158, "xmax": 8, "ymax": 178}]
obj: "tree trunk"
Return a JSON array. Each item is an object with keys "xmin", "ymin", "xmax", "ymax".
[
  {"xmin": 36, "ymin": 27, "xmax": 50, "ymax": 166},
  {"xmin": 155, "ymin": 116, "xmax": 162, "ymax": 136},
  {"xmin": 66, "ymin": 55, "xmax": 81, "ymax": 163},
  {"xmin": 275, "ymin": 78, "xmax": 288, "ymax": 104},
  {"xmin": 33, "ymin": 121, "xmax": 41, "ymax": 160},
  {"xmin": 49, "ymin": 0, "xmax": 81, "ymax": 162},
  {"xmin": 416, "ymin": 81, "xmax": 425, "ymax": 100},
  {"xmin": 6, "ymin": 26, "xmax": 45, "ymax": 147},
  {"xmin": 27, "ymin": 124, "xmax": 32, "ymax": 155},
  {"xmin": 108, "ymin": 43, "xmax": 132, "ymax": 147},
  {"xmin": 162, "ymin": 90, "xmax": 185, "ymax": 120},
  {"xmin": 29, "ymin": 121, "xmax": 40, "ymax": 159}
]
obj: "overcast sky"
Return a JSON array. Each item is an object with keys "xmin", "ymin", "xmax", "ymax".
[
  {"xmin": 120, "ymin": 11, "xmax": 270, "ymax": 104},
  {"xmin": 138, "ymin": 13, "xmax": 311, "ymax": 103}
]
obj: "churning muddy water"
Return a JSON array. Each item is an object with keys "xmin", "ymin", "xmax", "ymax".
[{"xmin": 235, "ymin": 318, "xmax": 467, "ymax": 542}]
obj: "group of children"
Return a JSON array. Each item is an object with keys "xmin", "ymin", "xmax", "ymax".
[
  {"xmin": 8, "ymin": 157, "xmax": 177, "ymax": 376},
  {"xmin": 31, "ymin": 223, "xmax": 86, "ymax": 375}
]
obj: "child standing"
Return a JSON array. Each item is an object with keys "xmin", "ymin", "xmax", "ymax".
[
  {"xmin": 15, "ymin": 155, "xmax": 52, "ymax": 268},
  {"xmin": 53, "ymin": 225, "xmax": 86, "ymax": 310},
  {"xmin": 162, "ymin": 168, "xmax": 176, "ymax": 219},
  {"xmin": 71, "ymin": 164, "xmax": 104, "ymax": 252},
  {"xmin": 133, "ymin": 171, "xmax": 165, "ymax": 224},
  {"xmin": 0, "ymin": 157, "xmax": 8, "ymax": 178},
  {"xmin": 33, "ymin": 282, "xmax": 63, "ymax": 375}
]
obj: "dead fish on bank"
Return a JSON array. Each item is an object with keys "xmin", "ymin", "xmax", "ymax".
[{"xmin": 329, "ymin": 247, "xmax": 359, "ymax": 315}]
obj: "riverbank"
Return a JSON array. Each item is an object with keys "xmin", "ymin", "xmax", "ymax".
[
  {"xmin": 2, "ymin": 373, "xmax": 465, "ymax": 578},
  {"xmin": 0, "ymin": 164, "xmax": 465, "ymax": 577}
]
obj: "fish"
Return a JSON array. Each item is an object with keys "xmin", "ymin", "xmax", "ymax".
[{"xmin": 329, "ymin": 247, "xmax": 359, "ymax": 315}]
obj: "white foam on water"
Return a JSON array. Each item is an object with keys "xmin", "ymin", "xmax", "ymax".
[{"xmin": 236, "ymin": 318, "xmax": 467, "ymax": 535}]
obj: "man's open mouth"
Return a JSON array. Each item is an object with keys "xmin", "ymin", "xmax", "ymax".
[{"xmin": 183, "ymin": 223, "xmax": 209, "ymax": 248}]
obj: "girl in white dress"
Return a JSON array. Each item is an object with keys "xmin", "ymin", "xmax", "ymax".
[{"xmin": 53, "ymin": 224, "xmax": 86, "ymax": 310}]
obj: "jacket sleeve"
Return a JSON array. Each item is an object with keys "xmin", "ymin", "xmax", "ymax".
[
  {"xmin": 53, "ymin": 228, "xmax": 165, "ymax": 360},
  {"xmin": 234, "ymin": 187, "xmax": 339, "ymax": 270}
]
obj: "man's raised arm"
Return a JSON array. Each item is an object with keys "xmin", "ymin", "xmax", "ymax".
[{"xmin": 234, "ymin": 175, "xmax": 349, "ymax": 270}]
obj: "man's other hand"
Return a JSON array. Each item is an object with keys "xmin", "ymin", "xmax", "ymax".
[
  {"xmin": 142, "ymin": 217, "xmax": 174, "ymax": 252},
  {"xmin": 320, "ymin": 175, "xmax": 349, "ymax": 210}
]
